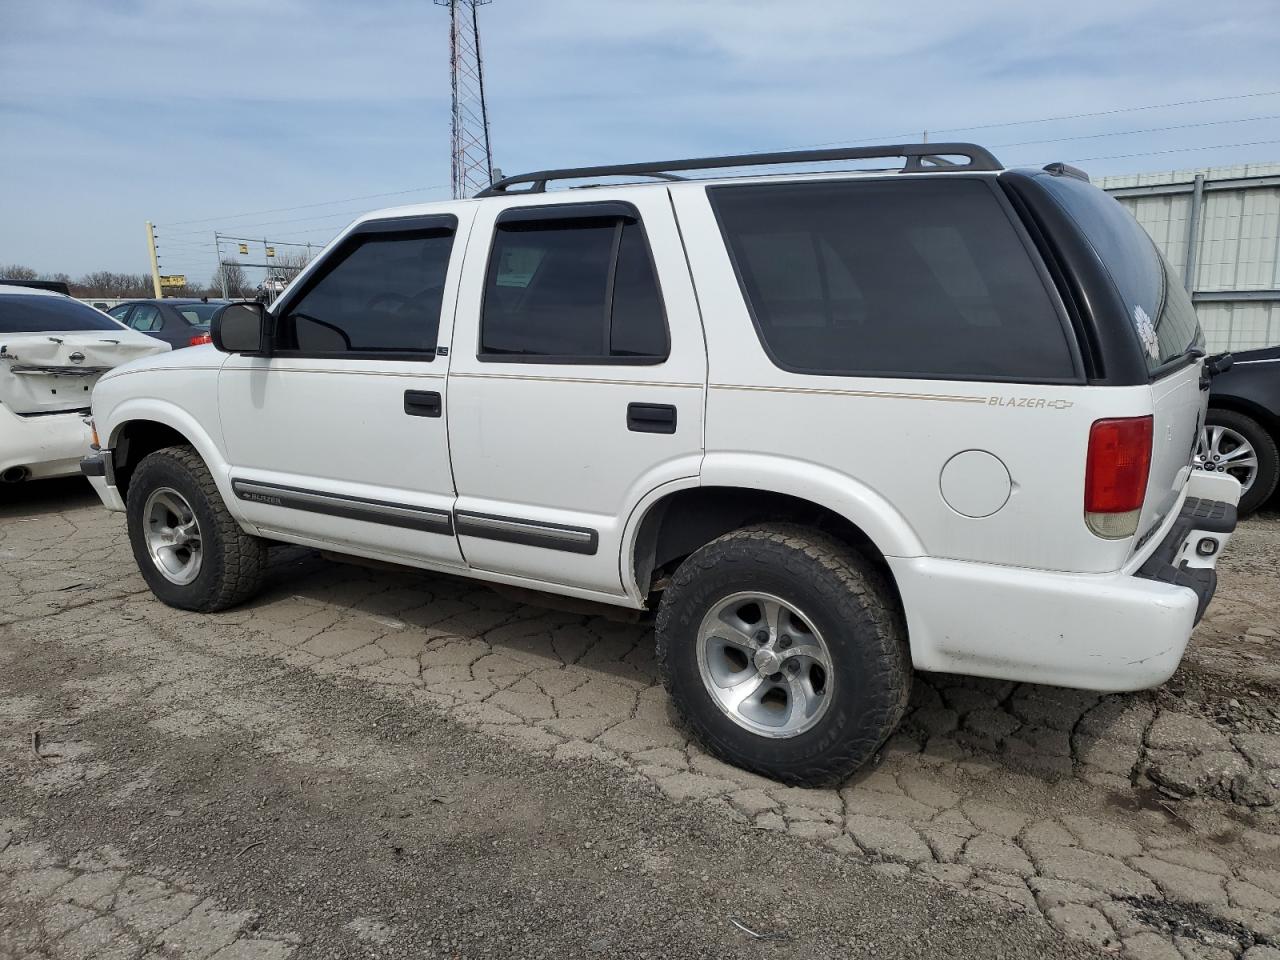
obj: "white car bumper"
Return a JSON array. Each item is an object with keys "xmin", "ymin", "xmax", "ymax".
[
  {"xmin": 0, "ymin": 404, "xmax": 91, "ymax": 481},
  {"xmin": 892, "ymin": 472, "xmax": 1241, "ymax": 692}
]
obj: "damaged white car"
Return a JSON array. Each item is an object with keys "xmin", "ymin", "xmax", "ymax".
[{"xmin": 1, "ymin": 285, "xmax": 169, "ymax": 483}]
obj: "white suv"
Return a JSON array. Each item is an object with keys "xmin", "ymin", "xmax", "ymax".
[{"xmin": 82, "ymin": 144, "xmax": 1240, "ymax": 785}]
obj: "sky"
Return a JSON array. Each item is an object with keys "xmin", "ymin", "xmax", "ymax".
[{"xmin": 2, "ymin": 0, "xmax": 1279, "ymax": 282}]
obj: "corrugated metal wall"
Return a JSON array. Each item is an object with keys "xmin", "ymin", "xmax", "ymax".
[{"xmin": 1101, "ymin": 163, "xmax": 1280, "ymax": 353}]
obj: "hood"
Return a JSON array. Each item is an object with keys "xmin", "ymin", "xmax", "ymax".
[{"xmin": 0, "ymin": 331, "xmax": 171, "ymax": 415}]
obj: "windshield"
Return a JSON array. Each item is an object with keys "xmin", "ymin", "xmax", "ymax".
[
  {"xmin": 0, "ymin": 294, "xmax": 126, "ymax": 334},
  {"xmin": 174, "ymin": 303, "xmax": 223, "ymax": 325},
  {"xmin": 1037, "ymin": 174, "xmax": 1203, "ymax": 374}
]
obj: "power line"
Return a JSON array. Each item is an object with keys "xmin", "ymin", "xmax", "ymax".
[
  {"xmin": 771, "ymin": 89, "xmax": 1280, "ymax": 152},
  {"xmin": 163, "ymin": 205, "xmax": 380, "ymax": 239},
  {"xmin": 1059, "ymin": 138, "xmax": 1280, "ymax": 164},
  {"xmin": 989, "ymin": 113, "xmax": 1280, "ymax": 149},
  {"xmin": 163, "ymin": 184, "xmax": 448, "ymax": 227}
]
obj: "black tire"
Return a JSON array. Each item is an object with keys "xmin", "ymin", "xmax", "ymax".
[
  {"xmin": 1206, "ymin": 408, "xmax": 1279, "ymax": 516},
  {"xmin": 126, "ymin": 445, "xmax": 268, "ymax": 611},
  {"xmin": 655, "ymin": 523, "xmax": 910, "ymax": 786}
]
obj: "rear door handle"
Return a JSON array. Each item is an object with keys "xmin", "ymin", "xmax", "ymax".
[
  {"xmin": 627, "ymin": 402, "xmax": 677, "ymax": 434},
  {"xmin": 404, "ymin": 390, "xmax": 442, "ymax": 418}
]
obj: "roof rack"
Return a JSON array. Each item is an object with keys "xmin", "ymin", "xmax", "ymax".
[{"xmin": 476, "ymin": 142, "xmax": 1002, "ymax": 198}]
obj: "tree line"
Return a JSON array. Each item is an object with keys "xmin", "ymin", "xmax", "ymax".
[{"xmin": 2, "ymin": 252, "xmax": 313, "ymax": 301}]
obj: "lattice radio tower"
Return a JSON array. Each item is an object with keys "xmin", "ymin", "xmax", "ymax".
[{"xmin": 434, "ymin": 0, "xmax": 494, "ymax": 199}]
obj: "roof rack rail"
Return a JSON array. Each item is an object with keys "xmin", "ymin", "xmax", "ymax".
[{"xmin": 476, "ymin": 142, "xmax": 1003, "ymax": 198}]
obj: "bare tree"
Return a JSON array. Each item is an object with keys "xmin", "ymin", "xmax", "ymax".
[
  {"xmin": 75, "ymin": 272, "xmax": 153, "ymax": 298},
  {"xmin": 214, "ymin": 261, "xmax": 250, "ymax": 298},
  {"xmin": 0, "ymin": 264, "xmax": 38, "ymax": 280},
  {"xmin": 269, "ymin": 249, "xmax": 313, "ymax": 285}
]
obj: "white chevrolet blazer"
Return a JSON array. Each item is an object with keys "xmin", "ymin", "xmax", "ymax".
[{"xmin": 83, "ymin": 144, "xmax": 1240, "ymax": 784}]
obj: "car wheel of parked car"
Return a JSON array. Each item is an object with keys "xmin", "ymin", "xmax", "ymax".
[
  {"xmin": 1197, "ymin": 409, "xmax": 1279, "ymax": 516},
  {"xmin": 656, "ymin": 524, "xmax": 911, "ymax": 786},
  {"xmin": 126, "ymin": 445, "xmax": 268, "ymax": 612}
]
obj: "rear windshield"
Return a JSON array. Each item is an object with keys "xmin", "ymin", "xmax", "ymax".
[
  {"xmin": 709, "ymin": 178, "xmax": 1076, "ymax": 382},
  {"xmin": 0, "ymin": 294, "xmax": 125, "ymax": 333},
  {"xmin": 1036, "ymin": 174, "xmax": 1203, "ymax": 375},
  {"xmin": 174, "ymin": 303, "xmax": 221, "ymax": 325}
]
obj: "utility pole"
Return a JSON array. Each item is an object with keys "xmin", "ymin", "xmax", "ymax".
[
  {"xmin": 145, "ymin": 221, "xmax": 162, "ymax": 298},
  {"xmin": 215, "ymin": 232, "xmax": 229, "ymax": 298},
  {"xmin": 434, "ymin": 0, "xmax": 494, "ymax": 198}
]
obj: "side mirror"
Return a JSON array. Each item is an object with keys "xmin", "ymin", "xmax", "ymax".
[{"xmin": 211, "ymin": 302, "xmax": 268, "ymax": 354}]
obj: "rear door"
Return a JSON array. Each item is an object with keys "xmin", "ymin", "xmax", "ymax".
[{"xmin": 446, "ymin": 189, "xmax": 706, "ymax": 599}]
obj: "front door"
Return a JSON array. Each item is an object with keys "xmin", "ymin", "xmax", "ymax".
[
  {"xmin": 218, "ymin": 210, "xmax": 473, "ymax": 570},
  {"xmin": 446, "ymin": 190, "xmax": 707, "ymax": 599}
]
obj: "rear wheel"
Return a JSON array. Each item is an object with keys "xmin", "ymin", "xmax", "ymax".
[
  {"xmin": 656, "ymin": 524, "xmax": 910, "ymax": 786},
  {"xmin": 1197, "ymin": 409, "xmax": 1278, "ymax": 516},
  {"xmin": 126, "ymin": 445, "xmax": 268, "ymax": 611}
]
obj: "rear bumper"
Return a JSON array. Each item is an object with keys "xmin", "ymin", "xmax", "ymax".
[
  {"xmin": 1135, "ymin": 495, "xmax": 1236, "ymax": 623},
  {"xmin": 0, "ymin": 404, "xmax": 91, "ymax": 480},
  {"xmin": 893, "ymin": 475, "xmax": 1239, "ymax": 692}
]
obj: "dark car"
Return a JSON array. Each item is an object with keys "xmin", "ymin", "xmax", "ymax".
[
  {"xmin": 106, "ymin": 298, "xmax": 230, "ymax": 350},
  {"xmin": 1201, "ymin": 344, "xmax": 1280, "ymax": 515}
]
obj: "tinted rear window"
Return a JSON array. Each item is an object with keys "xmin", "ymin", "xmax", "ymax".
[
  {"xmin": 1036, "ymin": 174, "xmax": 1202, "ymax": 374},
  {"xmin": 0, "ymin": 295, "xmax": 124, "ymax": 333},
  {"xmin": 174, "ymin": 303, "xmax": 222, "ymax": 325},
  {"xmin": 710, "ymin": 178, "xmax": 1075, "ymax": 381}
]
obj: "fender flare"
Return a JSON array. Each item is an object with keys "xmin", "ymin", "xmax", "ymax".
[
  {"xmin": 105, "ymin": 399, "xmax": 234, "ymax": 504},
  {"xmin": 620, "ymin": 453, "xmax": 925, "ymax": 603}
]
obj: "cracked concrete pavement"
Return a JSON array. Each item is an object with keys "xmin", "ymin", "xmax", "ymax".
[{"xmin": 2, "ymin": 479, "xmax": 1279, "ymax": 959}]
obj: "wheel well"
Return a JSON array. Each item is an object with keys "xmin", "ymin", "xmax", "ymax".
[
  {"xmin": 1209, "ymin": 397, "xmax": 1280, "ymax": 439},
  {"xmin": 632, "ymin": 487, "xmax": 899, "ymax": 604},
  {"xmin": 110, "ymin": 420, "xmax": 192, "ymax": 498}
]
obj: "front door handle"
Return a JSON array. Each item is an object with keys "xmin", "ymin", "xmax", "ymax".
[
  {"xmin": 404, "ymin": 390, "xmax": 442, "ymax": 418},
  {"xmin": 627, "ymin": 402, "xmax": 677, "ymax": 434}
]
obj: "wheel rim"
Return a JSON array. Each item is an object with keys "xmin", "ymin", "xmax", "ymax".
[
  {"xmin": 1195, "ymin": 424, "xmax": 1258, "ymax": 494},
  {"xmin": 696, "ymin": 591, "xmax": 833, "ymax": 739},
  {"xmin": 142, "ymin": 487, "xmax": 203, "ymax": 585}
]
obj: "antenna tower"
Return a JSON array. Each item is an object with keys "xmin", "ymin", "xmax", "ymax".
[{"xmin": 434, "ymin": 0, "xmax": 494, "ymax": 199}]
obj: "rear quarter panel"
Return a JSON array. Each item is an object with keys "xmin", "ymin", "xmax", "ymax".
[{"xmin": 670, "ymin": 181, "xmax": 1154, "ymax": 575}]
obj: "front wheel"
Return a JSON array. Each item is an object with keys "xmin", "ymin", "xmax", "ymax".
[
  {"xmin": 126, "ymin": 445, "xmax": 268, "ymax": 611},
  {"xmin": 1197, "ymin": 409, "xmax": 1279, "ymax": 516},
  {"xmin": 655, "ymin": 524, "xmax": 910, "ymax": 786}
]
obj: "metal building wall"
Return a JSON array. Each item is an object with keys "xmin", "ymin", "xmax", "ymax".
[{"xmin": 1101, "ymin": 163, "xmax": 1280, "ymax": 353}]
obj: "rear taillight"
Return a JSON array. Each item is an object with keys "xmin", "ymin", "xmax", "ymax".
[
  {"xmin": 189, "ymin": 333, "xmax": 212, "ymax": 347},
  {"xmin": 1084, "ymin": 415, "xmax": 1153, "ymax": 538}
]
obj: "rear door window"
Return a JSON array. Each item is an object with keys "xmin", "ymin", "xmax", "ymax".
[
  {"xmin": 1035, "ymin": 174, "xmax": 1203, "ymax": 375},
  {"xmin": 710, "ymin": 178, "xmax": 1076, "ymax": 382},
  {"xmin": 480, "ymin": 212, "xmax": 669, "ymax": 362},
  {"xmin": 129, "ymin": 305, "xmax": 163, "ymax": 332}
]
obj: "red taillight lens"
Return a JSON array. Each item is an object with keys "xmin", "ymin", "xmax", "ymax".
[
  {"xmin": 1084, "ymin": 416, "xmax": 1153, "ymax": 538},
  {"xmin": 189, "ymin": 333, "xmax": 212, "ymax": 347}
]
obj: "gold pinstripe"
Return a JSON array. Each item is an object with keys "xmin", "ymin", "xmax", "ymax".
[{"xmin": 710, "ymin": 382, "xmax": 987, "ymax": 404}]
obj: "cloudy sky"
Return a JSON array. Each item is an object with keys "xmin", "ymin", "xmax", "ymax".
[{"xmin": 2, "ymin": 0, "xmax": 1278, "ymax": 281}]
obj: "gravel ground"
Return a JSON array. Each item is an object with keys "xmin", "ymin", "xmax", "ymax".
[{"xmin": 2, "ymin": 479, "xmax": 1278, "ymax": 960}]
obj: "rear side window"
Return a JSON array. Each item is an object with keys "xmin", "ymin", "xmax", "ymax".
[
  {"xmin": 277, "ymin": 230, "xmax": 454, "ymax": 357},
  {"xmin": 710, "ymin": 178, "xmax": 1076, "ymax": 381},
  {"xmin": 129, "ymin": 305, "xmax": 162, "ymax": 331},
  {"xmin": 481, "ymin": 214, "xmax": 668, "ymax": 362},
  {"xmin": 0, "ymin": 294, "xmax": 125, "ymax": 333},
  {"xmin": 1036, "ymin": 174, "xmax": 1202, "ymax": 374}
]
